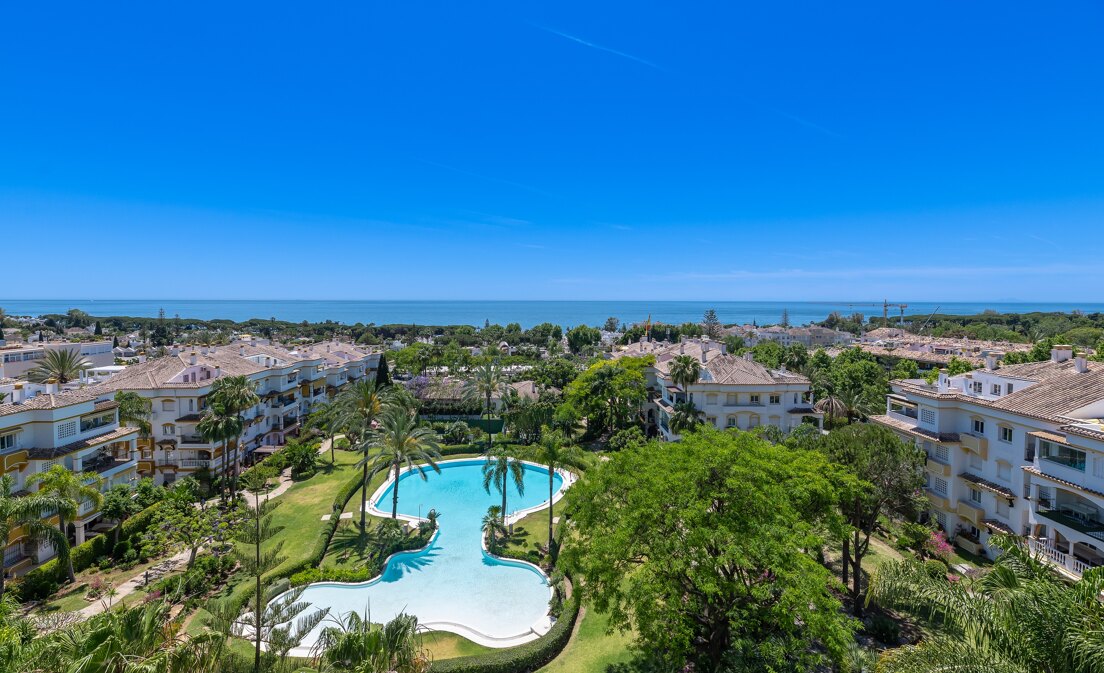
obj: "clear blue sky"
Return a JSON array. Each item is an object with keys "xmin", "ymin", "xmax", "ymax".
[{"xmin": 3, "ymin": 2, "xmax": 1102, "ymax": 301}]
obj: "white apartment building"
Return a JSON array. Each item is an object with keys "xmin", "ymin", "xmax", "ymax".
[
  {"xmin": 616, "ymin": 338, "xmax": 823, "ymax": 440},
  {"xmin": 95, "ymin": 341, "xmax": 381, "ymax": 485},
  {"xmin": 0, "ymin": 341, "xmax": 114, "ymax": 379},
  {"xmin": 872, "ymin": 345, "xmax": 1104, "ymax": 578},
  {"xmin": 0, "ymin": 386, "xmax": 139, "ymax": 576}
]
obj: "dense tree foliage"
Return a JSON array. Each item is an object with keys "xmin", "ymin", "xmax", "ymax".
[{"xmin": 561, "ymin": 357, "xmax": 650, "ymax": 438}]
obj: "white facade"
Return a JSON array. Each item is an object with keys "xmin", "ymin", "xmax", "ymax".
[
  {"xmin": 0, "ymin": 387, "xmax": 138, "ymax": 575},
  {"xmin": 873, "ymin": 346, "xmax": 1104, "ymax": 578},
  {"xmin": 0, "ymin": 341, "xmax": 114, "ymax": 379}
]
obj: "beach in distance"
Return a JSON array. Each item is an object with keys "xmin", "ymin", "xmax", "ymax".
[{"xmin": 3, "ymin": 299, "xmax": 1103, "ymax": 329}]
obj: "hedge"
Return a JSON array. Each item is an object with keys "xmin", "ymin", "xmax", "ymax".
[
  {"xmin": 429, "ymin": 593, "xmax": 579, "ymax": 673},
  {"xmin": 15, "ymin": 501, "xmax": 165, "ymax": 601}
]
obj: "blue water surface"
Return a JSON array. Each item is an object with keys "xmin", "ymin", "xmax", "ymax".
[{"xmin": 294, "ymin": 459, "xmax": 565, "ymax": 647}]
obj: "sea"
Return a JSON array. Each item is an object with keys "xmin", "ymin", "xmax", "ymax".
[{"xmin": 3, "ymin": 300, "xmax": 1103, "ymax": 329}]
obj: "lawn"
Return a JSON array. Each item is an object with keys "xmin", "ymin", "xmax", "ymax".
[
  {"xmin": 419, "ymin": 631, "xmax": 494, "ymax": 660},
  {"xmin": 37, "ymin": 548, "xmax": 185, "ymax": 615},
  {"xmin": 539, "ymin": 605, "xmax": 633, "ymax": 673}
]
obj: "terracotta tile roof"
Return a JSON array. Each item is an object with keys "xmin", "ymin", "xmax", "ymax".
[
  {"xmin": 983, "ymin": 519, "xmax": 1015, "ymax": 534},
  {"xmin": 869, "ymin": 414, "xmax": 961, "ymax": 443},
  {"xmin": 1023, "ymin": 465, "xmax": 1104, "ymax": 499},
  {"xmin": 0, "ymin": 388, "xmax": 106, "ymax": 417},
  {"xmin": 27, "ymin": 426, "xmax": 138, "ymax": 460},
  {"xmin": 958, "ymin": 471, "xmax": 1016, "ymax": 499},
  {"xmin": 616, "ymin": 340, "xmax": 809, "ymax": 386}
]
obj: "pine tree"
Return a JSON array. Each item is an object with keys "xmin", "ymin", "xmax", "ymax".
[
  {"xmin": 702, "ymin": 309, "xmax": 722, "ymax": 339},
  {"xmin": 781, "ymin": 308, "xmax": 790, "ymax": 327},
  {"xmin": 233, "ymin": 469, "xmax": 327, "ymax": 672}
]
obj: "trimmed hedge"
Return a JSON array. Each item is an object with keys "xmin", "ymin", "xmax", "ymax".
[
  {"xmin": 15, "ymin": 501, "xmax": 165, "ymax": 601},
  {"xmin": 429, "ymin": 593, "xmax": 579, "ymax": 673}
]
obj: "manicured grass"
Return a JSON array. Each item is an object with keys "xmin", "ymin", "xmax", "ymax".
[
  {"xmin": 419, "ymin": 631, "xmax": 495, "ymax": 660},
  {"xmin": 37, "ymin": 549, "xmax": 183, "ymax": 615},
  {"xmin": 539, "ymin": 605, "xmax": 632, "ymax": 673}
]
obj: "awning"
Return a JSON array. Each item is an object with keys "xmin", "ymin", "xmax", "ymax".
[{"xmin": 1029, "ymin": 430, "xmax": 1068, "ymax": 444}]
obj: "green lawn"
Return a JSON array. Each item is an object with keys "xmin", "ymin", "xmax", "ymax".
[
  {"xmin": 419, "ymin": 631, "xmax": 494, "ymax": 660},
  {"xmin": 539, "ymin": 605, "xmax": 632, "ymax": 673}
]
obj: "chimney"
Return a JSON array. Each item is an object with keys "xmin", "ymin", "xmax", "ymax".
[
  {"xmin": 984, "ymin": 352, "xmax": 1002, "ymax": 370},
  {"xmin": 1074, "ymin": 355, "xmax": 1089, "ymax": 374},
  {"xmin": 215, "ymin": 366, "xmax": 222, "ymax": 378},
  {"xmin": 680, "ymin": 342, "xmax": 685, "ymax": 354},
  {"xmin": 170, "ymin": 346, "xmax": 179, "ymax": 356},
  {"xmin": 45, "ymin": 379, "xmax": 58, "ymax": 395},
  {"xmin": 1051, "ymin": 345, "xmax": 1073, "ymax": 363},
  {"xmin": 189, "ymin": 353, "xmax": 197, "ymax": 366},
  {"xmin": 201, "ymin": 346, "xmax": 209, "ymax": 356},
  {"xmin": 11, "ymin": 383, "xmax": 23, "ymax": 404},
  {"xmin": 240, "ymin": 346, "xmax": 246, "ymax": 357},
  {"xmin": 937, "ymin": 369, "xmax": 950, "ymax": 393},
  {"xmin": 743, "ymin": 352, "xmax": 754, "ymax": 362}
]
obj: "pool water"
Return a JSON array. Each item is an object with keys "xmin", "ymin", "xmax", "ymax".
[{"xmin": 292, "ymin": 458, "xmax": 566, "ymax": 650}]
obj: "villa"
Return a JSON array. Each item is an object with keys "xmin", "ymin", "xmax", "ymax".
[
  {"xmin": 95, "ymin": 340, "xmax": 381, "ymax": 485},
  {"xmin": 615, "ymin": 338, "xmax": 823, "ymax": 440},
  {"xmin": 0, "ymin": 385, "xmax": 139, "ymax": 575},
  {"xmin": 871, "ymin": 345, "xmax": 1104, "ymax": 578}
]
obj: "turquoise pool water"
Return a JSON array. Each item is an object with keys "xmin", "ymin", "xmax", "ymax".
[{"xmin": 292, "ymin": 458, "xmax": 566, "ymax": 649}]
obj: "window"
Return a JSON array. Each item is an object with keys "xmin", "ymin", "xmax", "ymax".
[
  {"xmin": 920, "ymin": 408, "xmax": 935, "ymax": 425},
  {"xmin": 991, "ymin": 384, "xmax": 1001, "ymax": 396},
  {"xmin": 1000, "ymin": 426, "xmax": 1013, "ymax": 443},
  {"xmin": 997, "ymin": 462, "xmax": 1012, "ymax": 481},
  {"xmin": 748, "ymin": 414, "xmax": 760, "ymax": 428},
  {"xmin": 161, "ymin": 400, "xmax": 175, "ymax": 412},
  {"xmin": 750, "ymin": 394, "xmax": 760, "ymax": 404},
  {"xmin": 188, "ymin": 399, "xmax": 194, "ymax": 412},
  {"xmin": 3, "ymin": 543, "xmax": 23, "ymax": 566},
  {"xmin": 705, "ymin": 394, "xmax": 717, "ymax": 405},
  {"xmin": 0, "ymin": 433, "xmax": 15, "ymax": 451},
  {"xmin": 162, "ymin": 423, "xmax": 175, "ymax": 436},
  {"xmin": 971, "ymin": 381, "xmax": 982, "ymax": 393},
  {"xmin": 725, "ymin": 393, "xmax": 737, "ymax": 406},
  {"xmin": 932, "ymin": 477, "xmax": 948, "ymax": 495},
  {"xmin": 935, "ymin": 445, "xmax": 950, "ymax": 462},
  {"xmin": 970, "ymin": 487, "xmax": 982, "ymax": 504},
  {"xmin": 1039, "ymin": 440, "xmax": 1086, "ymax": 471},
  {"xmin": 57, "ymin": 420, "xmax": 77, "ymax": 440},
  {"xmin": 706, "ymin": 416, "xmax": 717, "ymax": 427},
  {"xmin": 726, "ymin": 416, "xmax": 736, "ymax": 428},
  {"xmin": 972, "ymin": 419, "xmax": 985, "ymax": 434},
  {"xmin": 769, "ymin": 395, "xmax": 780, "ymax": 405},
  {"xmin": 1006, "ymin": 383, "xmax": 1014, "ymax": 394}
]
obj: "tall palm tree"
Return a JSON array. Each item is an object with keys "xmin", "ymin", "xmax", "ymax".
[
  {"xmin": 197, "ymin": 401, "xmax": 240, "ymax": 503},
  {"xmin": 313, "ymin": 611, "xmax": 428, "ymax": 673},
  {"xmin": 481, "ymin": 445, "xmax": 525, "ymax": 525},
  {"xmin": 307, "ymin": 399, "xmax": 342, "ymax": 465},
  {"xmin": 670, "ymin": 401, "xmax": 705, "ymax": 434},
  {"xmin": 815, "ymin": 381, "xmax": 877, "ymax": 424},
  {"xmin": 361, "ymin": 406, "xmax": 442, "ymax": 520},
  {"xmin": 114, "ymin": 390, "xmax": 152, "ymax": 463},
  {"xmin": 337, "ymin": 379, "xmax": 391, "ymax": 530},
  {"xmin": 868, "ymin": 534, "xmax": 1104, "ymax": 673},
  {"xmin": 0, "ymin": 475, "xmax": 68, "ymax": 599},
  {"xmin": 27, "ymin": 349, "xmax": 90, "ymax": 384},
  {"xmin": 209, "ymin": 375, "xmax": 260, "ymax": 503},
  {"xmin": 28, "ymin": 465, "xmax": 105, "ymax": 583},
  {"xmin": 668, "ymin": 354, "xmax": 702, "ymax": 391},
  {"xmin": 462, "ymin": 359, "xmax": 507, "ymax": 416},
  {"xmin": 481, "ymin": 505, "xmax": 506, "ymax": 552},
  {"xmin": 520, "ymin": 431, "xmax": 587, "ymax": 549}
]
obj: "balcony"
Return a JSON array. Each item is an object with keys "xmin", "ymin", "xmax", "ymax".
[
  {"xmin": 926, "ymin": 457, "xmax": 951, "ymax": 477},
  {"xmin": 179, "ymin": 434, "xmax": 207, "ymax": 446},
  {"xmin": 957, "ymin": 499, "xmax": 986, "ymax": 527},
  {"xmin": 180, "ymin": 459, "xmax": 210, "ymax": 470},
  {"xmin": 1036, "ymin": 508, "xmax": 1104, "ymax": 540},
  {"xmin": 3, "ymin": 449, "xmax": 29, "ymax": 472},
  {"xmin": 955, "ymin": 534, "xmax": 984, "ymax": 556},
  {"xmin": 926, "ymin": 488, "xmax": 952, "ymax": 511},
  {"xmin": 960, "ymin": 433, "xmax": 988, "ymax": 459}
]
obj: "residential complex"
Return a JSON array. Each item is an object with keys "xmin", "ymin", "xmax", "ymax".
[
  {"xmin": 0, "ymin": 386, "xmax": 138, "ymax": 575},
  {"xmin": 0, "ymin": 341, "xmax": 114, "ymax": 379},
  {"xmin": 616, "ymin": 338, "xmax": 823, "ymax": 440},
  {"xmin": 872, "ymin": 345, "xmax": 1104, "ymax": 578},
  {"xmin": 96, "ymin": 340, "xmax": 381, "ymax": 486},
  {"xmin": 738, "ymin": 325, "xmax": 855, "ymax": 349}
]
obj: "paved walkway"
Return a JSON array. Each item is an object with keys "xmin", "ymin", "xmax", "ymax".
[{"xmin": 77, "ymin": 548, "xmax": 191, "ymax": 618}]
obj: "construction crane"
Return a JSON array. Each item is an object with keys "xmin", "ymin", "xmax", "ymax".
[{"xmin": 846, "ymin": 300, "xmax": 909, "ymax": 327}]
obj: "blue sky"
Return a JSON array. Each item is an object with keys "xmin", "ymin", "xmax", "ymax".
[{"xmin": 2, "ymin": 2, "xmax": 1103, "ymax": 301}]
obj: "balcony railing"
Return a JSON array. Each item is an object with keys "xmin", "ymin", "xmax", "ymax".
[
  {"xmin": 180, "ymin": 459, "xmax": 210, "ymax": 469},
  {"xmin": 180, "ymin": 434, "xmax": 207, "ymax": 445}
]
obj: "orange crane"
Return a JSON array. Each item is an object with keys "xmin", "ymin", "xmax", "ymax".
[{"xmin": 846, "ymin": 300, "xmax": 909, "ymax": 327}]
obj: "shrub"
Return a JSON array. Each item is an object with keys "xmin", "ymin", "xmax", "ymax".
[
  {"xmin": 289, "ymin": 566, "xmax": 377, "ymax": 586},
  {"xmin": 924, "ymin": 530, "xmax": 954, "ymax": 561},
  {"xmin": 895, "ymin": 522, "xmax": 930, "ymax": 553},
  {"xmin": 155, "ymin": 554, "xmax": 235, "ymax": 600},
  {"xmin": 865, "ymin": 614, "xmax": 901, "ymax": 645},
  {"xmin": 924, "ymin": 558, "xmax": 950, "ymax": 579},
  {"xmin": 430, "ymin": 594, "xmax": 579, "ymax": 673}
]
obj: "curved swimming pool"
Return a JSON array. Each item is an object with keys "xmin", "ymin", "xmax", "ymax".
[{"xmin": 291, "ymin": 458, "xmax": 568, "ymax": 652}]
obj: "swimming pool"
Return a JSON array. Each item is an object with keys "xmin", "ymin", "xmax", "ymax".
[{"xmin": 288, "ymin": 458, "xmax": 569, "ymax": 653}]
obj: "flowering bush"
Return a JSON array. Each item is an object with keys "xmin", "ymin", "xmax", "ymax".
[{"xmin": 924, "ymin": 530, "xmax": 954, "ymax": 560}]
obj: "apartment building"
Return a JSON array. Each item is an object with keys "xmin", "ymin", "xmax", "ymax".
[
  {"xmin": 871, "ymin": 345, "xmax": 1104, "ymax": 578},
  {"xmin": 95, "ymin": 341, "xmax": 380, "ymax": 485},
  {"xmin": 0, "ymin": 341, "xmax": 114, "ymax": 379},
  {"xmin": 0, "ymin": 386, "xmax": 138, "ymax": 576},
  {"xmin": 616, "ymin": 338, "xmax": 823, "ymax": 440}
]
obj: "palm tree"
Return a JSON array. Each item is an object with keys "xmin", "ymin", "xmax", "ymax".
[
  {"xmin": 868, "ymin": 534, "xmax": 1104, "ymax": 673},
  {"xmin": 462, "ymin": 359, "xmax": 507, "ymax": 416},
  {"xmin": 481, "ymin": 445, "xmax": 525, "ymax": 525},
  {"xmin": 361, "ymin": 406, "xmax": 442, "ymax": 520},
  {"xmin": 668, "ymin": 354, "xmax": 701, "ymax": 391},
  {"xmin": 197, "ymin": 401, "xmax": 240, "ymax": 503},
  {"xmin": 313, "ymin": 611, "xmax": 428, "ymax": 673},
  {"xmin": 336, "ymin": 380, "xmax": 391, "ymax": 530},
  {"xmin": 27, "ymin": 349, "xmax": 90, "ymax": 384},
  {"xmin": 481, "ymin": 505, "xmax": 505, "ymax": 552},
  {"xmin": 815, "ymin": 381, "xmax": 877, "ymax": 423},
  {"xmin": 209, "ymin": 375, "xmax": 260, "ymax": 502},
  {"xmin": 670, "ymin": 401, "xmax": 705, "ymax": 434},
  {"xmin": 520, "ymin": 430, "xmax": 587, "ymax": 550},
  {"xmin": 0, "ymin": 475, "xmax": 68, "ymax": 599},
  {"xmin": 307, "ymin": 399, "xmax": 342, "ymax": 465},
  {"xmin": 28, "ymin": 465, "xmax": 105, "ymax": 583}
]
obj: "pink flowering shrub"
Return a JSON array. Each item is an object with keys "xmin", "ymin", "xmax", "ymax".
[{"xmin": 924, "ymin": 530, "xmax": 954, "ymax": 560}]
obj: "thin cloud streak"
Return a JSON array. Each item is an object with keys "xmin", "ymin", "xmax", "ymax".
[{"xmin": 530, "ymin": 23, "xmax": 667, "ymax": 71}]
